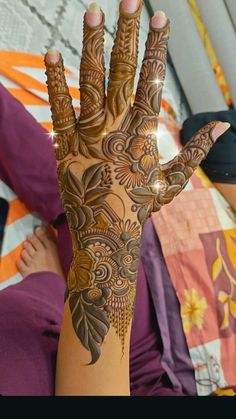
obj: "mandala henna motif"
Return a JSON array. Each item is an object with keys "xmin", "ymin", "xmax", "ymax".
[{"xmin": 45, "ymin": 6, "xmax": 227, "ymax": 364}]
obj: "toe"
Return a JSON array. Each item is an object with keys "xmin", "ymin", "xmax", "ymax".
[
  {"xmin": 35, "ymin": 226, "xmax": 56, "ymax": 249},
  {"xmin": 27, "ymin": 234, "xmax": 44, "ymax": 251},
  {"xmin": 23, "ymin": 241, "xmax": 36, "ymax": 257},
  {"xmin": 21, "ymin": 249, "xmax": 32, "ymax": 265},
  {"xmin": 16, "ymin": 259, "xmax": 29, "ymax": 277}
]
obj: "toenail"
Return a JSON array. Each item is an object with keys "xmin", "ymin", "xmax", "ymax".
[{"xmin": 36, "ymin": 226, "xmax": 46, "ymax": 234}]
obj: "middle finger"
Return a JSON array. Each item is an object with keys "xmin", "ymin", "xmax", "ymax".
[{"xmin": 106, "ymin": 0, "xmax": 143, "ymax": 125}]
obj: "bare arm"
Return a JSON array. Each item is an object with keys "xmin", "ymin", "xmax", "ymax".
[{"xmin": 44, "ymin": 0, "xmax": 230, "ymax": 396}]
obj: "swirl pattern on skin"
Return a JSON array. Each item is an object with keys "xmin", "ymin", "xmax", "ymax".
[{"xmin": 45, "ymin": 5, "xmax": 228, "ymax": 364}]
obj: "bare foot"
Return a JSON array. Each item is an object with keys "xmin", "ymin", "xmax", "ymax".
[{"xmin": 17, "ymin": 227, "xmax": 65, "ymax": 279}]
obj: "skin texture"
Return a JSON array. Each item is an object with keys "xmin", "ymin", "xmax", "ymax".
[
  {"xmin": 214, "ymin": 183, "xmax": 236, "ymax": 212},
  {"xmin": 45, "ymin": 1, "xmax": 230, "ymax": 394}
]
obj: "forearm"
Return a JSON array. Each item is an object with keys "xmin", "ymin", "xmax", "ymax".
[
  {"xmin": 55, "ymin": 210, "xmax": 139, "ymax": 395},
  {"xmin": 56, "ymin": 301, "xmax": 131, "ymax": 396}
]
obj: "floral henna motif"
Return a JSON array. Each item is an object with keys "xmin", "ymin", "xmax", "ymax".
[
  {"xmin": 45, "ymin": 5, "xmax": 228, "ymax": 364},
  {"xmin": 68, "ymin": 223, "xmax": 140, "ymax": 363},
  {"xmin": 64, "ymin": 124, "xmax": 218, "ymax": 364}
]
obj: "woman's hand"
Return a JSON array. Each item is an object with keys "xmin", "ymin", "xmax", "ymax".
[{"xmin": 45, "ymin": 0, "xmax": 229, "ymax": 364}]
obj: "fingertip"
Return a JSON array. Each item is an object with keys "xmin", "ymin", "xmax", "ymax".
[
  {"xmin": 45, "ymin": 49, "xmax": 60, "ymax": 64},
  {"xmin": 86, "ymin": 3, "xmax": 103, "ymax": 27},
  {"xmin": 151, "ymin": 10, "xmax": 168, "ymax": 29},
  {"xmin": 122, "ymin": 0, "xmax": 139, "ymax": 14},
  {"xmin": 212, "ymin": 122, "xmax": 231, "ymax": 141}
]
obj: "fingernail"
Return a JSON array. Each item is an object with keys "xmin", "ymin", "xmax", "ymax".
[
  {"xmin": 122, "ymin": 0, "xmax": 139, "ymax": 14},
  {"xmin": 212, "ymin": 122, "xmax": 231, "ymax": 141},
  {"xmin": 86, "ymin": 3, "xmax": 102, "ymax": 27},
  {"xmin": 151, "ymin": 10, "xmax": 168, "ymax": 29},
  {"xmin": 46, "ymin": 49, "xmax": 60, "ymax": 64}
]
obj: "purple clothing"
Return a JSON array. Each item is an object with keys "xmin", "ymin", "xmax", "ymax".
[
  {"xmin": 0, "ymin": 273, "xmax": 64, "ymax": 396},
  {"xmin": 140, "ymin": 222, "xmax": 196, "ymax": 396},
  {"xmin": 0, "ymin": 83, "xmax": 195, "ymax": 396},
  {"xmin": 0, "ymin": 84, "xmax": 63, "ymax": 223},
  {"xmin": 130, "ymin": 260, "xmax": 183, "ymax": 396}
]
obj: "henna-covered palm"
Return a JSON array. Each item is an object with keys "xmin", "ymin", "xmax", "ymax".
[{"xmin": 45, "ymin": 1, "xmax": 229, "ymax": 363}]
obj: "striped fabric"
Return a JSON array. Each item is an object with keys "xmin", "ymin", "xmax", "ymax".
[
  {"xmin": 0, "ymin": 180, "xmax": 43, "ymax": 290},
  {"xmin": 0, "ymin": 51, "xmax": 80, "ymax": 131},
  {"xmin": 196, "ymin": 0, "xmax": 236, "ymax": 107},
  {"xmin": 188, "ymin": 0, "xmax": 233, "ymax": 107}
]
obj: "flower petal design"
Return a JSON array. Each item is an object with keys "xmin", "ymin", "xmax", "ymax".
[
  {"xmin": 181, "ymin": 289, "xmax": 208, "ymax": 334},
  {"xmin": 127, "ymin": 136, "xmax": 145, "ymax": 160},
  {"xmin": 140, "ymin": 154, "xmax": 156, "ymax": 173}
]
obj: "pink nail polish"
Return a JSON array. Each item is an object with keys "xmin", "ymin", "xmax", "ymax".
[
  {"xmin": 46, "ymin": 49, "xmax": 60, "ymax": 64},
  {"xmin": 151, "ymin": 10, "xmax": 167, "ymax": 29},
  {"xmin": 86, "ymin": 3, "xmax": 102, "ymax": 27},
  {"xmin": 122, "ymin": 0, "xmax": 139, "ymax": 14},
  {"xmin": 212, "ymin": 122, "xmax": 231, "ymax": 141}
]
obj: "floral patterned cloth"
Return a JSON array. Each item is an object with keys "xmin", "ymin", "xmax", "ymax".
[{"xmin": 152, "ymin": 120, "xmax": 236, "ymax": 395}]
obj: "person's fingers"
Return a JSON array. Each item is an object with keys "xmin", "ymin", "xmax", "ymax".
[
  {"xmin": 157, "ymin": 122, "xmax": 231, "ymax": 206},
  {"xmin": 129, "ymin": 11, "xmax": 169, "ymax": 134},
  {"xmin": 79, "ymin": 3, "xmax": 105, "ymax": 129},
  {"xmin": 106, "ymin": 0, "xmax": 143, "ymax": 124},
  {"xmin": 45, "ymin": 50, "xmax": 77, "ymax": 159}
]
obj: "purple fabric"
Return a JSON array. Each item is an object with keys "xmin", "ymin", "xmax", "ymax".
[
  {"xmin": 0, "ymin": 273, "xmax": 65, "ymax": 396},
  {"xmin": 0, "ymin": 83, "xmax": 193, "ymax": 396},
  {"xmin": 130, "ymin": 260, "xmax": 184, "ymax": 396},
  {"xmin": 0, "ymin": 83, "xmax": 63, "ymax": 223},
  {"xmin": 141, "ymin": 221, "xmax": 197, "ymax": 396}
]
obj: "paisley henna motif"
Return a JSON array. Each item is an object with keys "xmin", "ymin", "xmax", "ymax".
[{"xmin": 45, "ymin": 6, "xmax": 227, "ymax": 364}]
